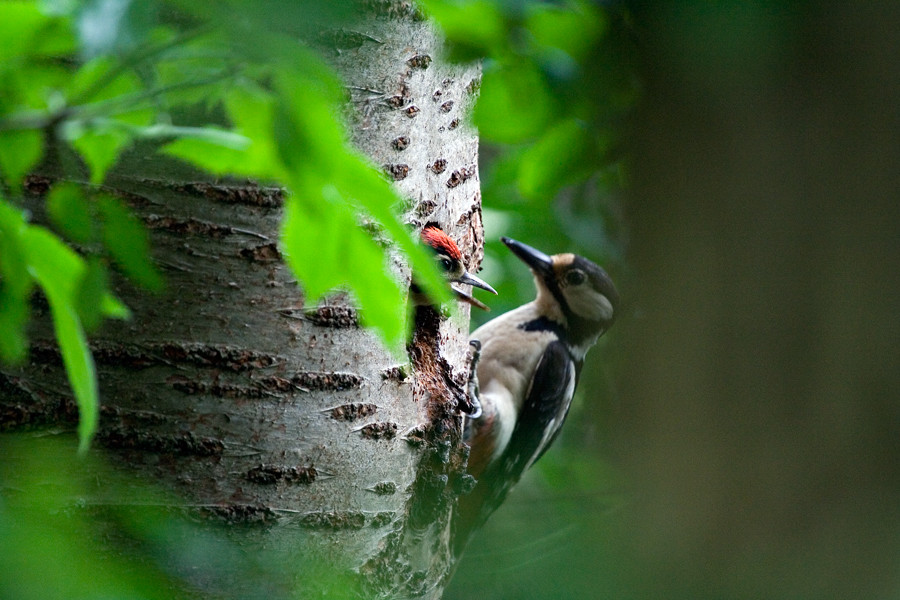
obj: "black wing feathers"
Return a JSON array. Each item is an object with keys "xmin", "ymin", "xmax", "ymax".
[
  {"xmin": 509, "ymin": 340, "xmax": 575, "ymax": 471},
  {"xmin": 453, "ymin": 341, "xmax": 575, "ymax": 556}
]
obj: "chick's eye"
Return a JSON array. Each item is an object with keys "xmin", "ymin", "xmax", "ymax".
[{"xmin": 566, "ymin": 269, "xmax": 586, "ymax": 286}]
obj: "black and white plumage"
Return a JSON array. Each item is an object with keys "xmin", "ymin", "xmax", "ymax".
[{"xmin": 453, "ymin": 236, "xmax": 619, "ymax": 555}]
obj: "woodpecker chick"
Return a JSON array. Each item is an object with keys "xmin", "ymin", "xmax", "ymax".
[
  {"xmin": 453, "ymin": 237, "xmax": 618, "ymax": 553},
  {"xmin": 415, "ymin": 225, "xmax": 497, "ymax": 309}
]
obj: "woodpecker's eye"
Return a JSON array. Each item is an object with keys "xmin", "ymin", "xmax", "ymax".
[
  {"xmin": 439, "ymin": 257, "xmax": 453, "ymax": 271},
  {"xmin": 566, "ymin": 269, "xmax": 586, "ymax": 286}
]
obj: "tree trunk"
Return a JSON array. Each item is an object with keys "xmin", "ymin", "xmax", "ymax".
[{"xmin": 1, "ymin": 7, "xmax": 481, "ymax": 599}]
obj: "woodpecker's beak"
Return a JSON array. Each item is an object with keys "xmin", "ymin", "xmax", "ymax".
[
  {"xmin": 457, "ymin": 271, "xmax": 498, "ymax": 295},
  {"xmin": 453, "ymin": 286, "xmax": 490, "ymax": 311},
  {"xmin": 502, "ymin": 237, "xmax": 554, "ymax": 276}
]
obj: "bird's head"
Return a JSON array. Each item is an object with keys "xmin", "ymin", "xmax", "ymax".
[
  {"xmin": 502, "ymin": 237, "xmax": 618, "ymax": 337},
  {"xmin": 421, "ymin": 226, "xmax": 498, "ymax": 305}
]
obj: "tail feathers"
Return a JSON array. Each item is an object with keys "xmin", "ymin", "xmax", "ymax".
[{"xmin": 450, "ymin": 461, "xmax": 517, "ymax": 559}]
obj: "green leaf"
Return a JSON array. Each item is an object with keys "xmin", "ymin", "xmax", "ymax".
[
  {"xmin": 77, "ymin": 258, "xmax": 132, "ymax": 327},
  {"xmin": 64, "ymin": 120, "xmax": 132, "ymax": 185},
  {"xmin": 0, "ymin": 2, "xmax": 74, "ymax": 61},
  {"xmin": 63, "ymin": 60, "xmax": 154, "ymax": 183},
  {"xmin": 159, "ymin": 126, "xmax": 255, "ymax": 177},
  {"xmin": 2, "ymin": 60, "xmax": 70, "ymax": 111},
  {"xmin": 222, "ymin": 84, "xmax": 284, "ymax": 178},
  {"xmin": 19, "ymin": 226, "xmax": 98, "ymax": 453},
  {"xmin": 475, "ymin": 61, "xmax": 552, "ymax": 143},
  {"xmin": 65, "ymin": 56, "xmax": 120, "ymax": 103},
  {"xmin": 0, "ymin": 287, "xmax": 30, "ymax": 363},
  {"xmin": 20, "ymin": 224, "xmax": 84, "ymax": 298},
  {"xmin": 0, "ymin": 199, "xmax": 33, "ymax": 363},
  {"xmin": 273, "ymin": 69, "xmax": 449, "ymax": 345},
  {"xmin": 75, "ymin": 258, "xmax": 111, "ymax": 333},
  {"xmin": 281, "ymin": 190, "xmax": 406, "ymax": 350},
  {"xmin": 162, "ymin": 137, "xmax": 248, "ymax": 176},
  {"xmin": 100, "ymin": 290, "xmax": 131, "ymax": 320},
  {"xmin": 0, "ymin": 129, "xmax": 43, "ymax": 189},
  {"xmin": 47, "ymin": 183, "xmax": 95, "ymax": 244},
  {"xmin": 152, "ymin": 32, "xmax": 231, "ymax": 107},
  {"xmin": 331, "ymin": 153, "xmax": 450, "ymax": 308},
  {"xmin": 280, "ymin": 188, "xmax": 338, "ymax": 300},
  {"xmin": 272, "ymin": 70, "xmax": 346, "ymax": 171},
  {"xmin": 70, "ymin": 87, "xmax": 156, "ymax": 135},
  {"xmin": 0, "ymin": 54, "xmax": 55, "ymax": 113},
  {"xmin": 72, "ymin": 129, "xmax": 130, "ymax": 184},
  {"xmin": 53, "ymin": 294, "xmax": 98, "ymax": 455},
  {"xmin": 0, "ymin": 3, "xmax": 47, "ymax": 60},
  {"xmin": 163, "ymin": 85, "xmax": 283, "ymax": 179},
  {"xmin": 339, "ymin": 215, "xmax": 406, "ymax": 349},
  {"xmin": 98, "ymin": 195, "xmax": 162, "ymax": 292}
]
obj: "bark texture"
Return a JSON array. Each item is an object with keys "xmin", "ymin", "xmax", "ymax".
[{"xmin": 0, "ymin": 6, "xmax": 481, "ymax": 599}]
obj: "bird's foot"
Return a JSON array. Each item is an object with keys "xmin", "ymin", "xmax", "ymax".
[{"xmin": 462, "ymin": 339, "xmax": 483, "ymax": 418}]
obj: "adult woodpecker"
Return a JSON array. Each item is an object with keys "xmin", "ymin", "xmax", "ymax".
[
  {"xmin": 453, "ymin": 236, "xmax": 619, "ymax": 554},
  {"xmin": 415, "ymin": 225, "xmax": 497, "ymax": 310}
]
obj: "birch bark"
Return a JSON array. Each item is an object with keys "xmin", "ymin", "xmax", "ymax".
[{"xmin": 0, "ymin": 5, "xmax": 481, "ymax": 599}]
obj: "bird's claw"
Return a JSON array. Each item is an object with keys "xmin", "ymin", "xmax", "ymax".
[{"xmin": 462, "ymin": 339, "xmax": 483, "ymax": 418}]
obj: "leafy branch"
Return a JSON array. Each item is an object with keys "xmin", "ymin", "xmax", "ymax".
[{"xmin": 0, "ymin": 1, "xmax": 448, "ymax": 451}]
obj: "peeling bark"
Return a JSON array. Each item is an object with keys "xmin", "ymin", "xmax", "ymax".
[{"xmin": 1, "ymin": 5, "xmax": 480, "ymax": 599}]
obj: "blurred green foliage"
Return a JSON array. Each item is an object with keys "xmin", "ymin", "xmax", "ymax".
[
  {"xmin": 0, "ymin": 434, "xmax": 367, "ymax": 599},
  {"xmin": 0, "ymin": 435, "xmax": 180, "ymax": 599},
  {"xmin": 0, "ymin": 196, "xmax": 130, "ymax": 453}
]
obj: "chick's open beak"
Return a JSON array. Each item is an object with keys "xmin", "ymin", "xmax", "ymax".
[
  {"xmin": 452, "ymin": 286, "xmax": 490, "ymax": 311},
  {"xmin": 457, "ymin": 271, "xmax": 498, "ymax": 295}
]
